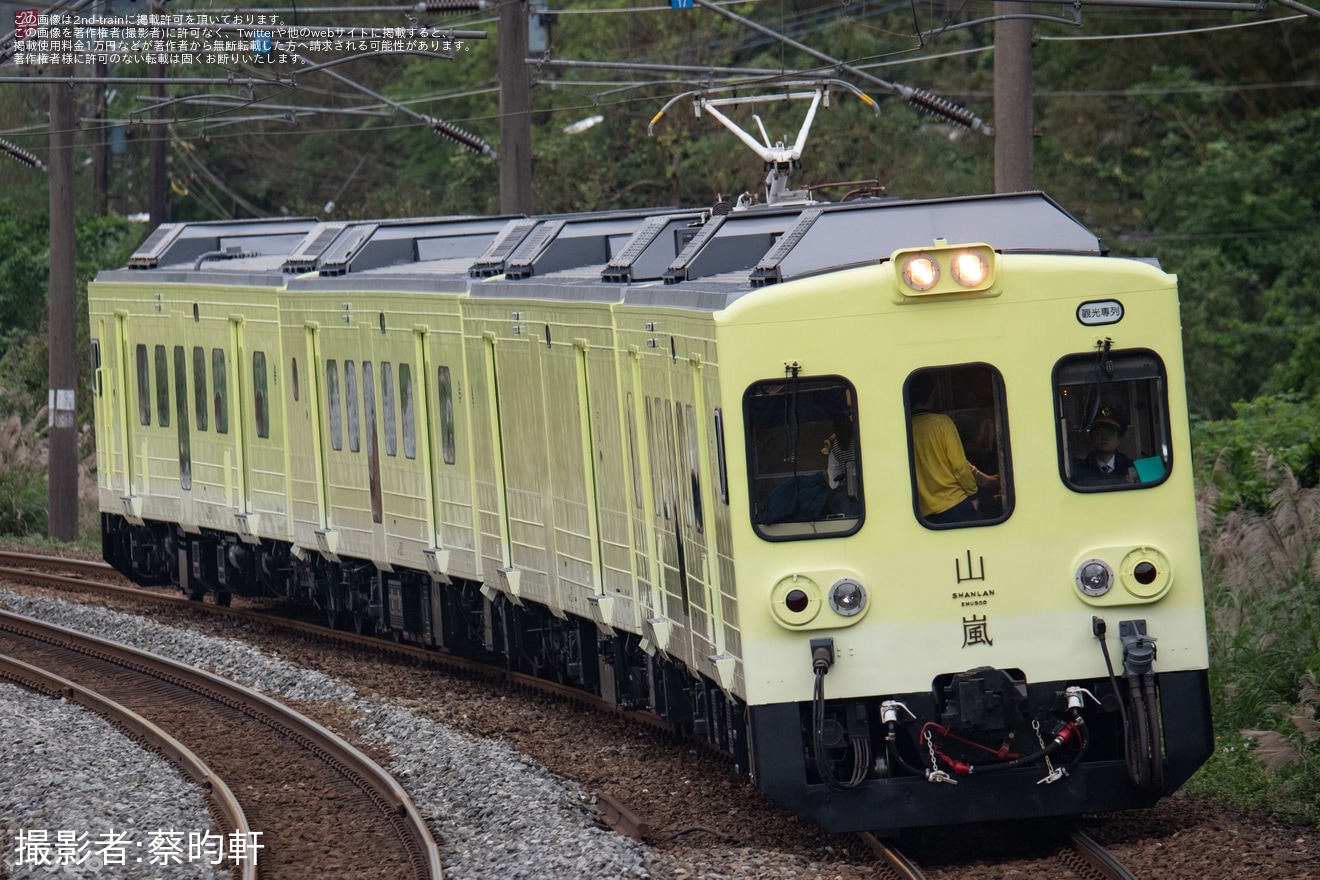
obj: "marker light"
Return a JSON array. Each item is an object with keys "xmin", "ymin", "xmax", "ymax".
[
  {"xmin": 902, "ymin": 254, "xmax": 940, "ymax": 291},
  {"xmin": 1076, "ymin": 559, "xmax": 1114, "ymax": 597},
  {"xmin": 785, "ymin": 589, "xmax": 810, "ymax": 614},
  {"xmin": 828, "ymin": 578, "xmax": 867, "ymax": 617},
  {"xmin": 951, "ymin": 249, "xmax": 990, "ymax": 288},
  {"xmin": 1120, "ymin": 547, "xmax": 1172, "ymax": 599}
]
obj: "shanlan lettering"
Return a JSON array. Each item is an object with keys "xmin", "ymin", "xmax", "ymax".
[{"xmin": 952, "ymin": 589, "xmax": 995, "ymax": 600}]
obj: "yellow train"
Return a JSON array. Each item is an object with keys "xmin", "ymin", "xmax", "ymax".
[{"xmin": 91, "ymin": 192, "xmax": 1212, "ymax": 833}]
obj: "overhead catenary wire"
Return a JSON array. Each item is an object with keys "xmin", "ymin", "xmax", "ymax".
[{"xmin": 689, "ymin": 0, "xmax": 994, "ymax": 134}]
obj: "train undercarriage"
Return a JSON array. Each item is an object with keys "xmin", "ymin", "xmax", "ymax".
[{"xmin": 100, "ymin": 512, "xmax": 748, "ymax": 767}]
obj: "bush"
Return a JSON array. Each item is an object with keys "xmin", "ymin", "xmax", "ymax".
[
  {"xmin": 0, "ymin": 463, "xmax": 46, "ymax": 537},
  {"xmin": 1192, "ymin": 394, "xmax": 1320, "ymax": 515}
]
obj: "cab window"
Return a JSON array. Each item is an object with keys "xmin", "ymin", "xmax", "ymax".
[
  {"xmin": 1056, "ymin": 348, "xmax": 1172, "ymax": 491},
  {"xmin": 743, "ymin": 375, "xmax": 862, "ymax": 540},
  {"xmin": 904, "ymin": 364, "xmax": 1011, "ymax": 528}
]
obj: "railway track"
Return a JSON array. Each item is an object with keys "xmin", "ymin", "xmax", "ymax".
[
  {"xmin": 0, "ymin": 607, "xmax": 442, "ymax": 880},
  {"xmin": 859, "ymin": 827, "xmax": 1141, "ymax": 879},
  {"xmin": 0, "ymin": 549, "xmax": 676, "ymax": 732}
]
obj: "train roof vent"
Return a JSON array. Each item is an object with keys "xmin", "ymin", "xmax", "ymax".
[
  {"xmin": 315, "ymin": 224, "xmax": 378, "ymax": 276},
  {"xmin": 127, "ymin": 223, "xmax": 185, "ymax": 268},
  {"xmin": 661, "ymin": 214, "xmax": 727, "ymax": 285},
  {"xmin": 503, "ymin": 220, "xmax": 566, "ymax": 280},
  {"xmin": 602, "ymin": 215, "xmax": 681, "ymax": 283},
  {"xmin": 749, "ymin": 207, "xmax": 825, "ymax": 287},
  {"xmin": 282, "ymin": 222, "xmax": 351, "ymax": 273},
  {"xmin": 469, "ymin": 218, "xmax": 540, "ymax": 278}
]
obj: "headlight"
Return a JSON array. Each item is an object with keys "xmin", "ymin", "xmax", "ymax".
[
  {"xmin": 828, "ymin": 578, "xmax": 867, "ymax": 616},
  {"xmin": 951, "ymin": 249, "xmax": 990, "ymax": 287},
  {"xmin": 902, "ymin": 253, "xmax": 939, "ymax": 291},
  {"xmin": 1076, "ymin": 559, "xmax": 1113, "ymax": 597}
]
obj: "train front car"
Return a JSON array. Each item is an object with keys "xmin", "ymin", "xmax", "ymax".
[{"xmin": 712, "ymin": 194, "xmax": 1213, "ymax": 832}]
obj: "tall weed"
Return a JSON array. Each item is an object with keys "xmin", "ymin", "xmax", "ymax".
[
  {"xmin": 1195, "ymin": 457, "xmax": 1320, "ymax": 825},
  {"xmin": 0, "ymin": 411, "xmax": 48, "ymax": 536}
]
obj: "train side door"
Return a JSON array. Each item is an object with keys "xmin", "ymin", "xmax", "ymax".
[
  {"xmin": 109, "ymin": 312, "xmax": 139, "ymax": 517},
  {"xmin": 641, "ymin": 371, "xmax": 699, "ymax": 660},
  {"xmin": 415, "ymin": 326, "xmax": 472, "ymax": 578},
  {"xmin": 638, "ymin": 345, "xmax": 720, "ymax": 675},
  {"xmin": 303, "ymin": 324, "xmax": 333, "ymax": 536},
  {"xmin": 226, "ymin": 317, "xmax": 252, "ymax": 517}
]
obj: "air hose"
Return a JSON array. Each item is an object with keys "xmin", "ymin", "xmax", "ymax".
[{"xmin": 811, "ymin": 650, "xmax": 869, "ymax": 791}]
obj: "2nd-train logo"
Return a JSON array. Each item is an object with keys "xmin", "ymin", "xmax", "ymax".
[{"xmin": 14, "ymin": 10, "xmax": 39, "ymax": 41}]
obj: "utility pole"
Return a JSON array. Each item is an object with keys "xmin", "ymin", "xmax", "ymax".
[
  {"xmin": 48, "ymin": 69, "xmax": 79, "ymax": 542},
  {"xmin": 92, "ymin": 59, "xmax": 109, "ymax": 215},
  {"xmin": 993, "ymin": 4, "xmax": 1035, "ymax": 193},
  {"xmin": 498, "ymin": 0, "xmax": 532, "ymax": 213}
]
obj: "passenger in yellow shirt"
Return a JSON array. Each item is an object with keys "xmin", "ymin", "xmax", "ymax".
[{"xmin": 908, "ymin": 373, "xmax": 997, "ymax": 525}]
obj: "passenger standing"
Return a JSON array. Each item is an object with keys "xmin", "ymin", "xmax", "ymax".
[{"xmin": 908, "ymin": 373, "xmax": 996, "ymax": 524}]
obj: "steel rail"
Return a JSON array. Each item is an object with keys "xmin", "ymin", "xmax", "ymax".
[
  {"xmin": 0, "ymin": 650, "xmax": 257, "ymax": 880},
  {"xmin": 858, "ymin": 831, "xmax": 926, "ymax": 880},
  {"xmin": 1070, "ymin": 828, "xmax": 1140, "ymax": 880},
  {"xmin": 0, "ymin": 609, "xmax": 444, "ymax": 880},
  {"xmin": 0, "ymin": 552, "xmax": 679, "ymax": 735}
]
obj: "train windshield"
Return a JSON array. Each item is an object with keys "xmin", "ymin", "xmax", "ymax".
[
  {"xmin": 743, "ymin": 376, "xmax": 862, "ymax": 540},
  {"xmin": 904, "ymin": 364, "xmax": 1012, "ymax": 528},
  {"xmin": 1055, "ymin": 348, "xmax": 1173, "ymax": 491}
]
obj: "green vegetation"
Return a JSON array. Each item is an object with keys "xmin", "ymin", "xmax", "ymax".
[{"xmin": 1189, "ymin": 437, "xmax": 1320, "ymax": 825}]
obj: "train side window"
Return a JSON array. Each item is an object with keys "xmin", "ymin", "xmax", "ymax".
[
  {"xmin": 743, "ymin": 375, "xmax": 862, "ymax": 540},
  {"xmin": 713, "ymin": 407, "xmax": 729, "ymax": 505},
  {"xmin": 400, "ymin": 363, "xmax": 416, "ymax": 460},
  {"xmin": 253, "ymin": 351, "xmax": 269, "ymax": 439},
  {"xmin": 90, "ymin": 340, "xmax": 102, "ymax": 397},
  {"xmin": 212, "ymin": 348, "xmax": 229, "ymax": 434},
  {"xmin": 364, "ymin": 361, "xmax": 382, "ymax": 523},
  {"xmin": 382, "ymin": 362, "xmax": 397, "ymax": 457},
  {"xmin": 173, "ymin": 346, "xmax": 191, "ymax": 489},
  {"xmin": 626, "ymin": 394, "xmax": 643, "ymax": 511},
  {"xmin": 135, "ymin": 344, "xmax": 150, "ymax": 426},
  {"xmin": 437, "ymin": 365, "xmax": 455, "ymax": 465},
  {"xmin": 683, "ymin": 404, "xmax": 704, "ymax": 533},
  {"xmin": 905, "ymin": 364, "xmax": 1011, "ymax": 529},
  {"xmin": 398, "ymin": 364, "xmax": 414, "ymax": 461},
  {"xmin": 193, "ymin": 347, "xmax": 207, "ymax": 431},
  {"xmin": 326, "ymin": 359, "xmax": 342, "ymax": 451},
  {"xmin": 345, "ymin": 360, "xmax": 360, "ymax": 453},
  {"xmin": 1055, "ymin": 348, "xmax": 1172, "ymax": 492},
  {"xmin": 154, "ymin": 344, "xmax": 170, "ymax": 428}
]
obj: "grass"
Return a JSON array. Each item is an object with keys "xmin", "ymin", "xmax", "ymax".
[{"xmin": 1189, "ymin": 464, "xmax": 1320, "ymax": 826}]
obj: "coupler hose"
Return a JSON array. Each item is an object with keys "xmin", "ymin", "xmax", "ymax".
[{"xmin": 811, "ymin": 650, "xmax": 869, "ymax": 791}]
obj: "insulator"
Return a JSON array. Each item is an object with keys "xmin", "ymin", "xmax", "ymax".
[
  {"xmin": 0, "ymin": 137, "xmax": 46, "ymax": 172},
  {"xmin": 415, "ymin": 0, "xmax": 484, "ymax": 13},
  {"xmin": 906, "ymin": 88, "xmax": 980, "ymax": 130},
  {"xmin": 432, "ymin": 119, "xmax": 494, "ymax": 157}
]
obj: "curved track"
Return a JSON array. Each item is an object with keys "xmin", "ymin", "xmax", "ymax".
[
  {"xmin": 860, "ymin": 827, "xmax": 1143, "ymax": 879},
  {"xmin": 0, "ymin": 606, "xmax": 443, "ymax": 880},
  {"xmin": 0, "ymin": 650, "xmax": 256, "ymax": 880},
  {"xmin": 0, "ymin": 549, "xmax": 674, "ymax": 733}
]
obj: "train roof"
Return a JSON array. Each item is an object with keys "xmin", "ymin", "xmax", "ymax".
[{"xmin": 94, "ymin": 193, "xmax": 1107, "ymax": 309}]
